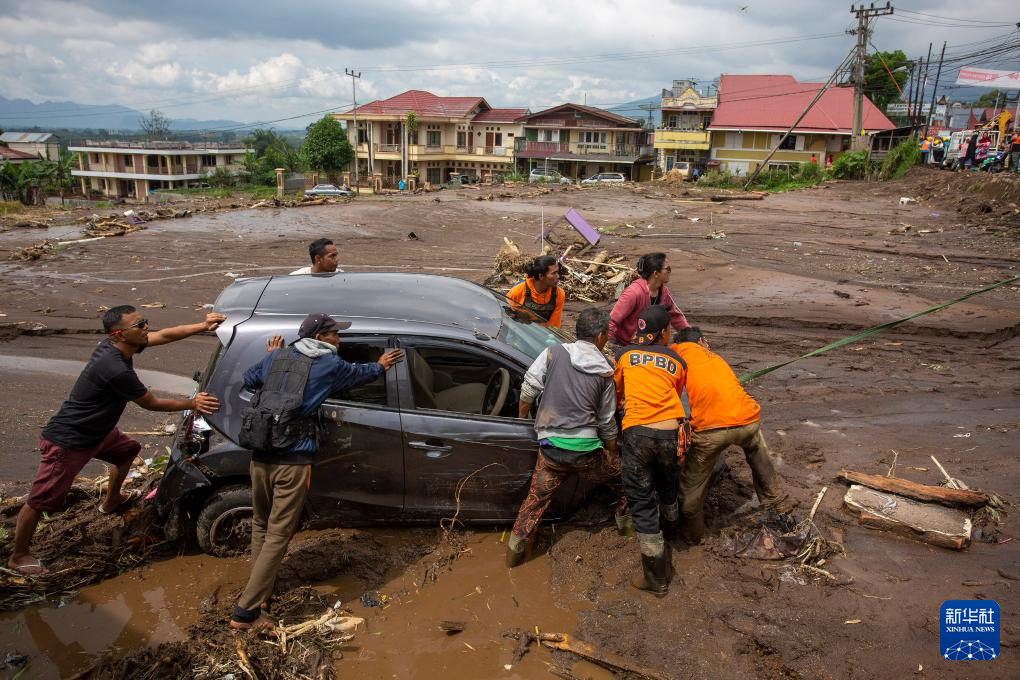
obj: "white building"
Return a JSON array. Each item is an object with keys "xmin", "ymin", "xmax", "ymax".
[{"xmin": 69, "ymin": 140, "xmax": 251, "ymax": 201}]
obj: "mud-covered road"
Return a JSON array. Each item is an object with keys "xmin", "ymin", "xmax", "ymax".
[{"xmin": 1, "ymin": 169, "xmax": 1018, "ymax": 679}]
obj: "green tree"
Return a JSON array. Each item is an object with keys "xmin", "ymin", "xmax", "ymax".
[
  {"xmin": 973, "ymin": 89, "xmax": 1005, "ymax": 107},
  {"xmin": 45, "ymin": 150, "xmax": 78, "ymax": 205},
  {"xmin": 863, "ymin": 50, "xmax": 910, "ymax": 112},
  {"xmin": 301, "ymin": 115, "xmax": 353, "ymax": 185}
]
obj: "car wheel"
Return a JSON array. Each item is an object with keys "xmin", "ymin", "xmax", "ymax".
[{"xmin": 196, "ymin": 485, "xmax": 253, "ymax": 557}]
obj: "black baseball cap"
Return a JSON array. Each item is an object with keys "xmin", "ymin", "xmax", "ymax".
[
  {"xmin": 298, "ymin": 313, "xmax": 351, "ymax": 339},
  {"xmin": 635, "ymin": 306, "xmax": 669, "ymax": 344}
]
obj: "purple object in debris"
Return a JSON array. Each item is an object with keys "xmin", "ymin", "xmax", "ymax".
[{"xmin": 564, "ymin": 208, "xmax": 600, "ymax": 246}]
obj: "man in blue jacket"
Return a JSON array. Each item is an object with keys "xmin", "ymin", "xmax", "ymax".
[{"xmin": 230, "ymin": 313, "xmax": 403, "ymax": 630}]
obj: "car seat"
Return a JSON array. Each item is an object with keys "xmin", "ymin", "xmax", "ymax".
[{"xmin": 406, "ymin": 349, "xmax": 487, "ymax": 414}]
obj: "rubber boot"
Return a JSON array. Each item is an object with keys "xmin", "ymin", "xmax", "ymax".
[
  {"xmin": 615, "ymin": 513, "xmax": 636, "ymax": 537},
  {"xmin": 630, "ymin": 532, "xmax": 669, "ymax": 596},
  {"xmin": 505, "ymin": 534, "xmax": 526, "ymax": 568}
]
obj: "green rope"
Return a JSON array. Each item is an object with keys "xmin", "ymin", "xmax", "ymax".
[{"xmin": 739, "ymin": 275, "xmax": 1020, "ymax": 384}]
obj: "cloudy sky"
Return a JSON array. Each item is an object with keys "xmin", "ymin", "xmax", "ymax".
[{"xmin": 1, "ymin": 0, "xmax": 1017, "ymax": 126}]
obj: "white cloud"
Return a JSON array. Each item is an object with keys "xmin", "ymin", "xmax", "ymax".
[{"xmin": 0, "ymin": 0, "xmax": 1016, "ymax": 125}]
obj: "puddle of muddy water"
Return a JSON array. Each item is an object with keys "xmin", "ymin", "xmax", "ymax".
[
  {"xmin": 0, "ymin": 530, "xmax": 609, "ymax": 680},
  {"xmin": 327, "ymin": 531, "xmax": 612, "ymax": 680},
  {"xmin": 0, "ymin": 553, "xmax": 247, "ymax": 678}
]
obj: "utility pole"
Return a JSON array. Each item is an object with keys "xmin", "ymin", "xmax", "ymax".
[
  {"xmin": 850, "ymin": 2, "xmax": 894, "ymax": 150},
  {"xmin": 924, "ymin": 42, "xmax": 946, "ymax": 138},
  {"xmin": 345, "ymin": 68, "xmax": 362, "ymax": 194},
  {"xmin": 743, "ymin": 48, "xmax": 857, "ymax": 189}
]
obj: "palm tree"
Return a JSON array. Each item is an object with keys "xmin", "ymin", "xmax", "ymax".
[{"xmin": 47, "ymin": 150, "xmax": 78, "ymax": 205}]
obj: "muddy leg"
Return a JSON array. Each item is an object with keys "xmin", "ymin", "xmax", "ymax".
[
  {"xmin": 510, "ymin": 452, "xmax": 567, "ymax": 541},
  {"xmin": 740, "ymin": 425, "xmax": 787, "ymax": 506},
  {"xmin": 8, "ymin": 505, "xmax": 44, "ymax": 572},
  {"xmin": 677, "ymin": 429, "xmax": 730, "ymax": 544}
]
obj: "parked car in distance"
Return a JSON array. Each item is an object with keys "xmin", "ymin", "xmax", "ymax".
[
  {"xmin": 305, "ymin": 184, "xmax": 355, "ymax": 197},
  {"xmin": 528, "ymin": 168, "xmax": 573, "ymax": 184},
  {"xmin": 581, "ymin": 172, "xmax": 627, "ymax": 184},
  {"xmin": 156, "ymin": 273, "xmax": 593, "ymax": 556}
]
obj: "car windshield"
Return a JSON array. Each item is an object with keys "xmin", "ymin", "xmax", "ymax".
[{"xmin": 489, "ymin": 291, "xmax": 571, "ymax": 359}]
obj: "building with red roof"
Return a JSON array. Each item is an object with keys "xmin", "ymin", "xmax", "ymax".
[
  {"xmin": 334, "ymin": 90, "xmax": 528, "ymax": 186},
  {"xmin": 0, "ymin": 146, "xmax": 39, "ymax": 164},
  {"xmin": 513, "ymin": 103, "xmax": 653, "ymax": 181},
  {"xmin": 708, "ymin": 74, "xmax": 894, "ymax": 174}
]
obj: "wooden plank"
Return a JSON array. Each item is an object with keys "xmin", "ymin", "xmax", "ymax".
[
  {"xmin": 837, "ymin": 469, "xmax": 989, "ymax": 508},
  {"xmin": 843, "ymin": 485, "xmax": 971, "ymax": 550}
]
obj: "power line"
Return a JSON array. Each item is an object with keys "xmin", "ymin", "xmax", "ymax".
[{"xmin": 897, "ymin": 9, "xmax": 1017, "ymax": 25}]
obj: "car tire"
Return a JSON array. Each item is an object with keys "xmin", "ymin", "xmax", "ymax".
[{"xmin": 196, "ymin": 485, "xmax": 253, "ymax": 557}]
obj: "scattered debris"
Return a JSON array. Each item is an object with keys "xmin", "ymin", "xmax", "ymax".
[
  {"xmin": 837, "ymin": 469, "xmax": 990, "ymax": 508},
  {"xmin": 439, "ymin": 620, "xmax": 467, "ymax": 634},
  {"xmin": 504, "ymin": 629, "xmax": 675, "ymax": 680},
  {"xmin": 898, "ymin": 197, "xmax": 916, "ymax": 206},
  {"xmin": 486, "ymin": 237, "xmax": 635, "ymax": 302}
]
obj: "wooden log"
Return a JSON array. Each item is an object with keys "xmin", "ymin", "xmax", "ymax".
[
  {"xmin": 842, "ymin": 485, "xmax": 971, "ymax": 550},
  {"xmin": 584, "ymin": 250, "xmax": 609, "ymax": 274},
  {"xmin": 837, "ymin": 469, "xmax": 989, "ymax": 508},
  {"xmin": 709, "ymin": 194, "xmax": 765, "ymax": 202},
  {"xmin": 539, "ymin": 633, "xmax": 675, "ymax": 680}
]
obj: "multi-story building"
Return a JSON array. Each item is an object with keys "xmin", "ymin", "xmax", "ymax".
[
  {"xmin": 334, "ymin": 90, "xmax": 528, "ymax": 186},
  {"xmin": 0, "ymin": 132, "xmax": 60, "ymax": 160},
  {"xmin": 69, "ymin": 140, "xmax": 251, "ymax": 201},
  {"xmin": 514, "ymin": 104, "xmax": 654, "ymax": 180},
  {"xmin": 707, "ymin": 74, "xmax": 894, "ymax": 175},
  {"xmin": 653, "ymin": 80, "xmax": 717, "ymax": 173}
]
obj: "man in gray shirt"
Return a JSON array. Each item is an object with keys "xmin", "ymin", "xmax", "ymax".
[{"xmin": 506, "ymin": 308, "xmax": 634, "ymax": 567}]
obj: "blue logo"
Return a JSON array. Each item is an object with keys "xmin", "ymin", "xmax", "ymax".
[{"xmin": 941, "ymin": 600, "xmax": 999, "ymax": 660}]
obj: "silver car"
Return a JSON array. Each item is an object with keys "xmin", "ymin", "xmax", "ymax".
[
  {"xmin": 305, "ymin": 184, "xmax": 355, "ymax": 197},
  {"xmin": 581, "ymin": 172, "xmax": 627, "ymax": 184},
  {"xmin": 528, "ymin": 169, "xmax": 573, "ymax": 185}
]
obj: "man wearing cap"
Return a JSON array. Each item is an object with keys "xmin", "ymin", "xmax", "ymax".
[
  {"xmin": 613, "ymin": 306, "xmax": 687, "ymax": 596},
  {"xmin": 230, "ymin": 313, "xmax": 403, "ymax": 630},
  {"xmin": 671, "ymin": 327, "xmax": 790, "ymax": 545}
]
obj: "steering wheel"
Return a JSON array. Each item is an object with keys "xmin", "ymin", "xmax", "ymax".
[{"xmin": 483, "ymin": 368, "xmax": 511, "ymax": 416}]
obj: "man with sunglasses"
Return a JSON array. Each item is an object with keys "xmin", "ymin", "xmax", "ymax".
[{"xmin": 7, "ymin": 305, "xmax": 224, "ymax": 576}]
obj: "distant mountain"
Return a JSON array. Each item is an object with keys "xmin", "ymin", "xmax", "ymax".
[
  {"xmin": 607, "ymin": 96, "xmax": 661, "ymax": 127},
  {"xmin": 0, "ymin": 95, "xmax": 249, "ymax": 131}
]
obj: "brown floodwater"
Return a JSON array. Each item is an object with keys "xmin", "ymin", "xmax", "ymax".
[{"xmin": 0, "ymin": 530, "xmax": 610, "ymax": 679}]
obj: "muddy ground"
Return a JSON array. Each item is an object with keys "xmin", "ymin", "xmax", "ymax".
[{"xmin": 0, "ymin": 168, "xmax": 1018, "ymax": 679}]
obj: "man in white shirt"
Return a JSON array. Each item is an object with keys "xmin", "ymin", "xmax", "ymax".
[{"xmin": 290, "ymin": 238, "xmax": 343, "ymax": 275}]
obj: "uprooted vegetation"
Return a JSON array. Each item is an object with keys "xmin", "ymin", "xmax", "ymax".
[
  {"xmin": 0, "ymin": 473, "xmax": 174, "ymax": 612},
  {"xmin": 80, "ymin": 587, "xmax": 362, "ymax": 680}
]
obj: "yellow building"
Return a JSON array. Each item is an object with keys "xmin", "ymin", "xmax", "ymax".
[
  {"xmin": 334, "ymin": 90, "xmax": 527, "ymax": 186},
  {"xmin": 653, "ymin": 80, "xmax": 716, "ymax": 173}
]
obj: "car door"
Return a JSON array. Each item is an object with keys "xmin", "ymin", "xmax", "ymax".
[
  {"xmin": 306, "ymin": 335, "xmax": 406, "ymax": 524},
  {"xmin": 396, "ymin": 338, "xmax": 570, "ymax": 522}
]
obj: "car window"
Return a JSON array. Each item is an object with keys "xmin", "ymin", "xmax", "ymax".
[
  {"xmin": 403, "ymin": 344, "xmax": 524, "ymax": 419},
  {"xmin": 328, "ymin": 340, "xmax": 389, "ymax": 406}
]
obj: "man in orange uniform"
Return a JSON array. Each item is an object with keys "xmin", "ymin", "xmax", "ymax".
[
  {"xmin": 671, "ymin": 327, "xmax": 790, "ymax": 544},
  {"xmin": 613, "ymin": 306, "xmax": 687, "ymax": 596},
  {"xmin": 506, "ymin": 255, "xmax": 564, "ymax": 327}
]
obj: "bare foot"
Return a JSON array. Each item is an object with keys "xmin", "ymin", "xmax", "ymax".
[
  {"xmin": 229, "ymin": 614, "xmax": 275, "ymax": 631},
  {"xmin": 8, "ymin": 554, "xmax": 48, "ymax": 576},
  {"xmin": 99, "ymin": 489, "xmax": 141, "ymax": 515}
]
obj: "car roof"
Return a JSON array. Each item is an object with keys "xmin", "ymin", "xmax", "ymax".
[{"xmin": 243, "ymin": 272, "xmax": 505, "ymax": 337}]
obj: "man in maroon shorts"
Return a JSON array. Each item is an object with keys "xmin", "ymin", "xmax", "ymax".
[{"xmin": 7, "ymin": 305, "xmax": 224, "ymax": 575}]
